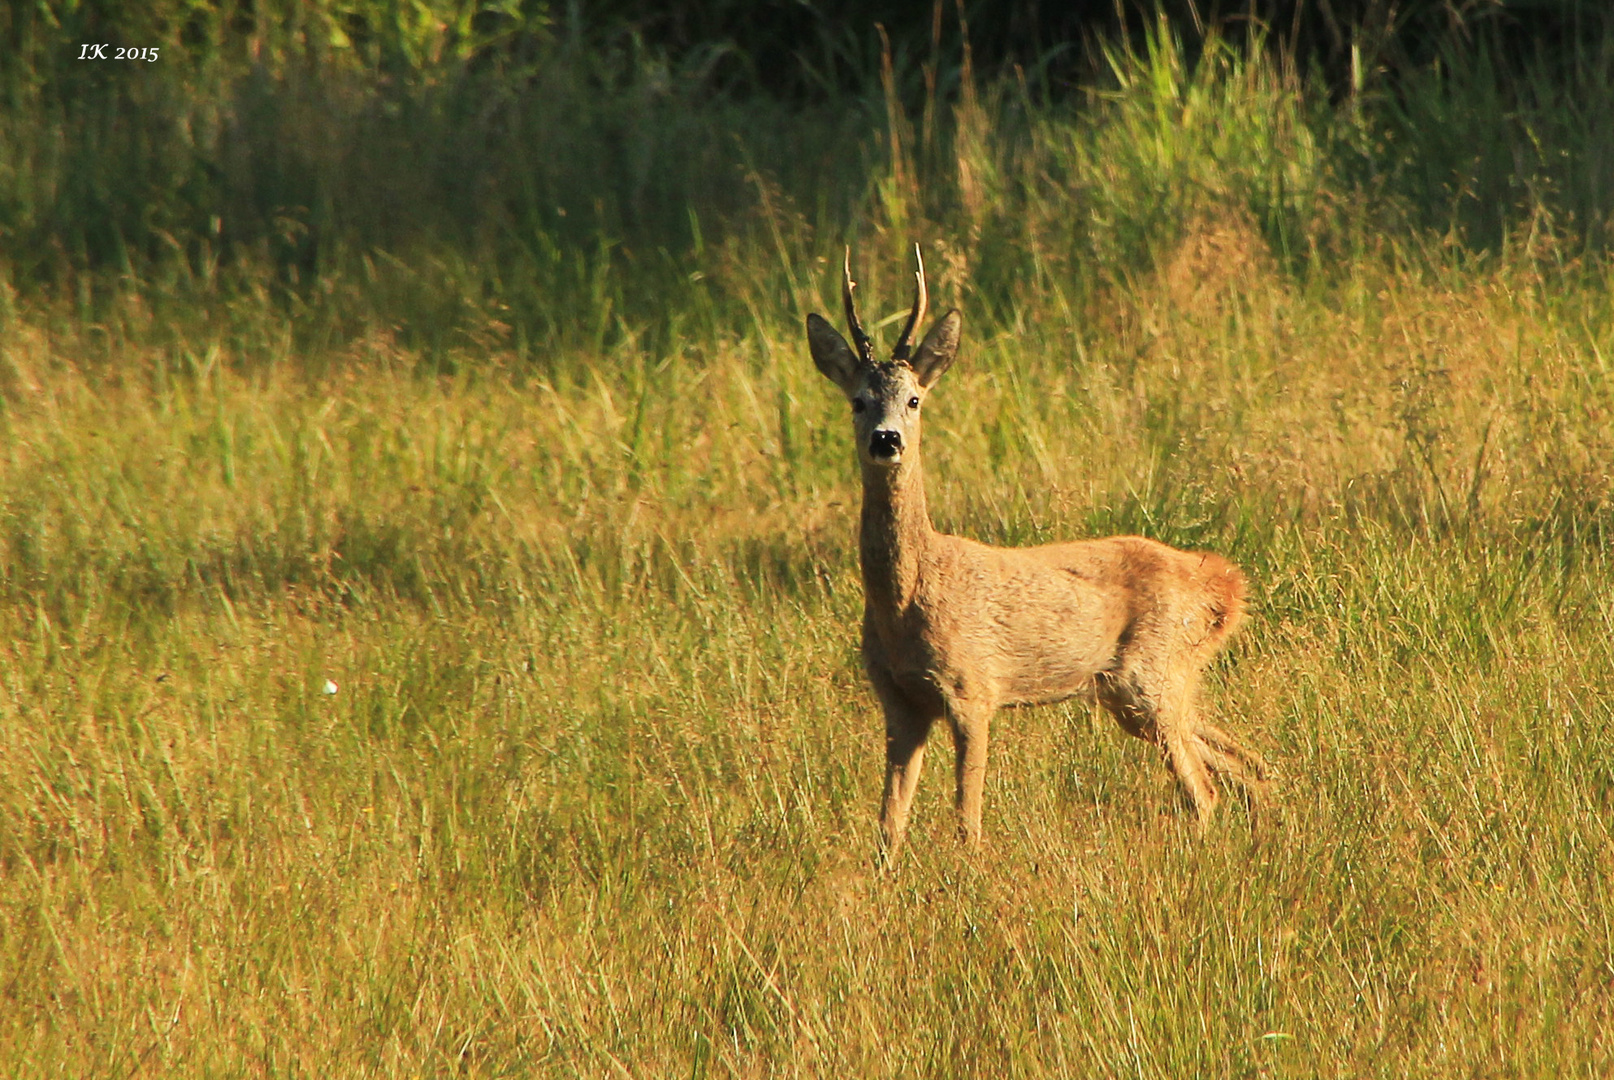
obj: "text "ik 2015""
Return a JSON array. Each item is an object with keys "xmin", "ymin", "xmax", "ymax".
[{"xmin": 79, "ymin": 45, "xmax": 160, "ymax": 62}]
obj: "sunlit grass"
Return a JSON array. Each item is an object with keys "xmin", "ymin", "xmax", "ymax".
[{"xmin": 4, "ymin": 219, "xmax": 1614, "ymax": 1075}]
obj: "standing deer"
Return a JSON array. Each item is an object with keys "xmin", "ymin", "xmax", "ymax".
[{"xmin": 807, "ymin": 249, "xmax": 1266, "ymax": 859}]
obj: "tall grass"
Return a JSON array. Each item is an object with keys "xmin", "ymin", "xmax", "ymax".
[{"xmin": 5, "ymin": 5, "xmax": 1614, "ymax": 1077}]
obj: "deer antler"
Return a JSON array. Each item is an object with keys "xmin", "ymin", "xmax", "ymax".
[
  {"xmin": 891, "ymin": 244, "xmax": 929, "ymax": 363},
  {"xmin": 842, "ymin": 248, "xmax": 875, "ymax": 365}
]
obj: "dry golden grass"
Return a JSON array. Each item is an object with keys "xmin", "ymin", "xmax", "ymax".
[{"xmin": 3, "ymin": 235, "xmax": 1614, "ymax": 1075}]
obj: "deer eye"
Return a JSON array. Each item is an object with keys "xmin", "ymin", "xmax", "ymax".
[
  {"xmin": 851, "ymin": 399, "xmax": 866, "ymax": 414},
  {"xmin": 907, "ymin": 396, "xmax": 920, "ymax": 409}
]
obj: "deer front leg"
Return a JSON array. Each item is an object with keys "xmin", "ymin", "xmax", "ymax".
[
  {"xmin": 878, "ymin": 715, "xmax": 931, "ymax": 861},
  {"xmin": 947, "ymin": 699, "xmax": 995, "ymax": 848}
]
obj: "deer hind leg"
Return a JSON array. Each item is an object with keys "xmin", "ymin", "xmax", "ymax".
[
  {"xmin": 1162, "ymin": 707, "xmax": 1222, "ymax": 828},
  {"xmin": 1187, "ymin": 719, "xmax": 1268, "ymax": 798},
  {"xmin": 1096, "ymin": 665, "xmax": 1221, "ymax": 827}
]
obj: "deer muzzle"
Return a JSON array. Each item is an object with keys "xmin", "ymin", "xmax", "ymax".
[{"xmin": 869, "ymin": 429, "xmax": 903, "ymax": 460}]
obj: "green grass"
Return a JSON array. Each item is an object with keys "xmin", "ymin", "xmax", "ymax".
[{"xmin": 6, "ymin": 9, "xmax": 1614, "ymax": 1077}]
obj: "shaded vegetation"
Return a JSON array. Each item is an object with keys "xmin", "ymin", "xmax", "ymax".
[{"xmin": 3, "ymin": 0, "xmax": 1613, "ymax": 360}]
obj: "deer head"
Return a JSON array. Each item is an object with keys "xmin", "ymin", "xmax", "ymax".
[{"xmin": 807, "ymin": 247, "xmax": 962, "ymax": 468}]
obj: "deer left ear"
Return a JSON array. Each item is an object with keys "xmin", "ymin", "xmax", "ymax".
[
  {"xmin": 807, "ymin": 313, "xmax": 862, "ymax": 397},
  {"xmin": 911, "ymin": 310, "xmax": 962, "ymax": 389}
]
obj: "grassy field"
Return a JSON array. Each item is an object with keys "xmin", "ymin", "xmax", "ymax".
[{"xmin": 6, "ymin": 9, "xmax": 1614, "ymax": 1077}]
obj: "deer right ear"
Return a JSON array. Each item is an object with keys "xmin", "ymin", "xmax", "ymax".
[
  {"xmin": 912, "ymin": 310, "xmax": 962, "ymax": 389},
  {"xmin": 807, "ymin": 313, "xmax": 861, "ymax": 397}
]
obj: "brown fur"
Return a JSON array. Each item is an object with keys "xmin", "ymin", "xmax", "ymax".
[{"xmin": 808, "ymin": 261, "xmax": 1266, "ymax": 859}]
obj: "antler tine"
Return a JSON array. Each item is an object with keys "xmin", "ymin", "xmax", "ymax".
[
  {"xmin": 842, "ymin": 248, "xmax": 875, "ymax": 364},
  {"xmin": 891, "ymin": 243, "xmax": 929, "ymax": 362}
]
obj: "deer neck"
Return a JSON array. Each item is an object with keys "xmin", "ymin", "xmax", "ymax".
[{"xmin": 859, "ymin": 454, "xmax": 934, "ymax": 611}]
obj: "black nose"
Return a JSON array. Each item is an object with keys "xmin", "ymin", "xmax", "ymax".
[{"xmin": 869, "ymin": 429, "xmax": 903, "ymax": 458}]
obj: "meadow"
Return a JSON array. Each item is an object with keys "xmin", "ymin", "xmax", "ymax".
[{"xmin": 4, "ymin": 4, "xmax": 1614, "ymax": 1075}]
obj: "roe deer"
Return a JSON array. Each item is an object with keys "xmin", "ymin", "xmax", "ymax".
[{"xmin": 807, "ymin": 249, "xmax": 1266, "ymax": 859}]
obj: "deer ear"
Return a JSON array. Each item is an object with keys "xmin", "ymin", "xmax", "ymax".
[
  {"xmin": 911, "ymin": 310, "xmax": 962, "ymax": 389},
  {"xmin": 807, "ymin": 313, "xmax": 861, "ymax": 396}
]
